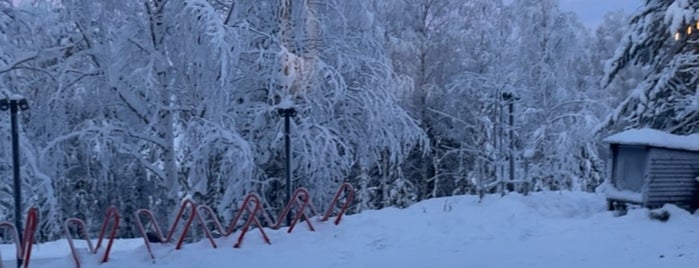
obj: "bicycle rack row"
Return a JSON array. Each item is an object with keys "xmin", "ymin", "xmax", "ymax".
[
  {"xmin": 0, "ymin": 207, "xmax": 38, "ymax": 268},
  {"xmin": 64, "ymin": 206, "xmax": 120, "ymax": 268},
  {"xmin": 135, "ymin": 183, "xmax": 355, "ymax": 261},
  {"xmin": 0, "ymin": 183, "xmax": 354, "ymax": 266}
]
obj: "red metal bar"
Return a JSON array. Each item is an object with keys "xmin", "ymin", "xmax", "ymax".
[
  {"xmin": 287, "ymin": 190, "xmax": 316, "ymax": 233},
  {"xmin": 134, "ymin": 209, "xmax": 164, "ymax": 261},
  {"xmin": 135, "ymin": 200, "xmax": 217, "ymax": 261},
  {"xmin": 194, "ymin": 215, "xmax": 218, "ymax": 250},
  {"xmin": 94, "ymin": 206, "xmax": 120, "ymax": 263},
  {"xmin": 268, "ymin": 188, "xmax": 316, "ymax": 233},
  {"xmin": 64, "ymin": 218, "xmax": 95, "ymax": 268},
  {"xmin": 0, "ymin": 222, "xmax": 21, "ymax": 265},
  {"xmin": 226, "ymin": 194, "xmax": 256, "ymax": 235},
  {"xmin": 321, "ymin": 183, "xmax": 355, "ymax": 225},
  {"xmin": 197, "ymin": 205, "xmax": 226, "ymax": 236},
  {"xmin": 166, "ymin": 200, "xmax": 217, "ymax": 250},
  {"xmin": 169, "ymin": 199, "xmax": 198, "ymax": 250},
  {"xmin": 231, "ymin": 193, "xmax": 271, "ymax": 248},
  {"xmin": 196, "ymin": 205, "xmax": 226, "ymax": 249},
  {"xmin": 0, "ymin": 208, "xmax": 38, "ymax": 268},
  {"xmin": 21, "ymin": 207, "xmax": 38, "ymax": 268}
]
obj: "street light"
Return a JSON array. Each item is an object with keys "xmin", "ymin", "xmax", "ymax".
[
  {"xmin": 277, "ymin": 107, "xmax": 296, "ymax": 227},
  {"xmin": 0, "ymin": 96, "xmax": 29, "ymax": 268},
  {"xmin": 501, "ymin": 92, "xmax": 519, "ymax": 192}
]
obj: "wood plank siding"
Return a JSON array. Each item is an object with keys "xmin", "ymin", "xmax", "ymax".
[{"xmin": 645, "ymin": 148, "xmax": 699, "ymax": 209}]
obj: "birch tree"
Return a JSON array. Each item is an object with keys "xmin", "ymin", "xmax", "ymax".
[{"xmin": 227, "ymin": 0, "xmax": 427, "ymax": 211}]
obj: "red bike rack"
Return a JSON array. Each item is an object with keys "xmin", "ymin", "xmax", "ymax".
[
  {"xmin": 95, "ymin": 207, "xmax": 119, "ymax": 263},
  {"xmin": 195, "ymin": 205, "xmax": 226, "ymax": 248},
  {"xmin": 0, "ymin": 221, "xmax": 22, "ymax": 268},
  {"xmin": 64, "ymin": 218, "xmax": 93, "ymax": 268},
  {"xmin": 22, "ymin": 207, "xmax": 38, "ymax": 268},
  {"xmin": 269, "ymin": 187, "xmax": 318, "ymax": 233},
  {"xmin": 0, "ymin": 207, "xmax": 37, "ymax": 268},
  {"xmin": 134, "ymin": 199, "xmax": 217, "ymax": 260},
  {"xmin": 321, "ymin": 183, "xmax": 355, "ymax": 225},
  {"xmin": 64, "ymin": 206, "xmax": 120, "ymax": 268},
  {"xmin": 230, "ymin": 193, "xmax": 271, "ymax": 248}
]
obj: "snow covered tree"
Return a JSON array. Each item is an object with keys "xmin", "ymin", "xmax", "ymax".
[
  {"xmin": 505, "ymin": 0, "xmax": 605, "ymax": 191},
  {"xmin": 0, "ymin": 0, "xmax": 72, "ymax": 240},
  {"xmin": 373, "ymin": 0, "xmax": 508, "ymax": 199},
  {"xmin": 55, "ymin": 0, "xmax": 254, "ymax": 229},
  {"xmin": 0, "ymin": 0, "xmax": 254, "ymax": 238},
  {"xmin": 591, "ymin": 10, "xmax": 638, "ymax": 110},
  {"xmin": 602, "ymin": 0, "xmax": 699, "ymax": 135},
  {"xmin": 228, "ymin": 0, "xmax": 427, "ymax": 212},
  {"xmin": 0, "ymin": 0, "xmax": 636, "ymax": 241}
]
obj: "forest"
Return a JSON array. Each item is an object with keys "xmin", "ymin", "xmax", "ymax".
[{"xmin": 0, "ymin": 0, "xmax": 695, "ymax": 241}]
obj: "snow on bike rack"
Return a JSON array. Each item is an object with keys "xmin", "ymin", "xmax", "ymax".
[
  {"xmin": 230, "ymin": 193, "xmax": 272, "ymax": 248},
  {"xmin": 134, "ymin": 199, "xmax": 217, "ymax": 261},
  {"xmin": 197, "ymin": 184, "xmax": 354, "ymax": 249},
  {"xmin": 64, "ymin": 206, "xmax": 120, "ymax": 268},
  {"xmin": 197, "ymin": 188, "xmax": 318, "ymax": 250},
  {"xmin": 267, "ymin": 187, "xmax": 318, "ymax": 233},
  {"xmin": 0, "ymin": 207, "xmax": 37, "ymax": 268},
  {"xmin": 321, "ymin": 183, "xmax": 355, "ymax": 225}
]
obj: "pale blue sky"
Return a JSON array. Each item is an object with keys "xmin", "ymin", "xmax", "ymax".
[
  {"xmin": 10, "ymin": 0, "xmax": 643, "ymax": 30},
  {"xmin": 559, "ymin": 0, "xmax": 643, "ymax": 29}
]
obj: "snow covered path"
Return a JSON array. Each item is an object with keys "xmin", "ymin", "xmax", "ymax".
[{"xmin": 4, "ymin": 191, "xmax": 698, "ymax": 268}]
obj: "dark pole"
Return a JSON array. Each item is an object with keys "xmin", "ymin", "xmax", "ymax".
[
  {"xmin": 508, "ymin": 97, "xmax": 515, "ymax": 183},
  {"xmin": 501, "ymin": 93, "xmax": 517, "ymax": 192},
  {"xmin": 278, "ymin": 107, "xmax": 296, "ymax": 227},
  {"xmin": 0, "ymin": 98, "xmax": 28, "ymax": 268}
]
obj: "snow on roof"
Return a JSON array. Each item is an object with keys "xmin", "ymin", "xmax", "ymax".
[{"xmin": 603, "ymin": 128, "xmax": 699, "ymax": 152}]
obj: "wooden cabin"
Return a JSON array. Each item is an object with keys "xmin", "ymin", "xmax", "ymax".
[{"xmin": 602, "ymin": 128, "xmax": 699, "ymax": 211}]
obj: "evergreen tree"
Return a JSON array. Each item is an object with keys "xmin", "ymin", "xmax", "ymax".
[{"xmin": 602, "ymin": 0, "xmax": 699, "ymax": 135}]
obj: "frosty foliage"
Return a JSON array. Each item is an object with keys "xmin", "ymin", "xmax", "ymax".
[
  {"xmin": 0, "ymin": 0, "xmax": 642, "ymax": 240},
  {"xmin": 228, "ymin": 0, "xmax": 427, "ymax": 212},
  {"xmin": 506, "ymin": 0, "xmax": 605, "ymax": 191},
  {"xmin": 602, "ymin": 0, "xmax": 699, "ymax": 135}
]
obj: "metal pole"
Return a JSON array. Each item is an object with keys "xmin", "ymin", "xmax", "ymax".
[
  {"xmin": 11, "ymin": 101, "xmax": 22, "ymax": 268},
  {"xmin": 284, "ymin": 112, "xmax": 292, "ymax": 226},
  {"xmin": 508, "ymin": 99, "xmax": 515, "ymax": 183},
  {"xmin": 1, "ymin": 98, "xmax": 27, "ymax": 268},
  {"xmin": 498, "ymin": 97, "xmax": 504, "ymax": 196},
  {"xmin": 278, "ymin": 107, "xmax": 296, "ymax": 227}
]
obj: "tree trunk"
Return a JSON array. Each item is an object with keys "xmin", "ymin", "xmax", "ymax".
[{"xmin": 147, "ymin": 0, "xmax": 179, "ymax": 225}]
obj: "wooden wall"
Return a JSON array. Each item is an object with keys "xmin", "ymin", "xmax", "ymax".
[{"xmin": 645, "ymin": 148, "xmax": 699, "ymax": 210}]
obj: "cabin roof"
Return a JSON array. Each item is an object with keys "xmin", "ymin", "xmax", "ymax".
[{"xmin": 603, "ymin": 128, "xmax": 699, "ymax": 152}]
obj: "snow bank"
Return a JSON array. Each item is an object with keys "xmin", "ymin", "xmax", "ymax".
[
  {"xmin": 10, "ymin": 191, "xmax": 699, "ymax": 268},
  {"xmin": 603, "ymin": 128, "xmax": 699, "ymax": 152}
]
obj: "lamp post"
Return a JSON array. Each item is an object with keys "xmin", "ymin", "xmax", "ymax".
[
  {"xmin": 501, "ymin": 92, "xmax": 519, "ymax": 192},
  {"xmin": 0, "ymin": 97, "xmax": 29, "ymax": 268},
  {"xmin": 278, "ymin": 107, "xmax": 296, "ymax": 227}
]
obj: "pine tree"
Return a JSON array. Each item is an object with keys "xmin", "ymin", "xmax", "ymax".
[{"xmin": 602, "ymin": 0, "xmax": 699, "ymax": 135}]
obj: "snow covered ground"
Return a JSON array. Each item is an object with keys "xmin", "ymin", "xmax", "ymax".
[{"xmin": 2, "ymin": 191, "xmax": 698, "ymax": 268}]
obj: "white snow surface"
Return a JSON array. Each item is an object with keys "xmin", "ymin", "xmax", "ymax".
[
  {"xmin": 277, "ymin": 94, "xmax": 295, "ymax": 109},
  {"xmin": 4, "ymin": 192, "xmax": 699, "ymax": 268},
  {"xmin": 602, "ymin": 186, "xmax": 643, "ymax": 204},
  {"xmin": 603, "ymin": 128, "xmax": 699, "ymax": 152}
]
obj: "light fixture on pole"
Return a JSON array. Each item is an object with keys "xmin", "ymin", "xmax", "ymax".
[{"xmin": 0, "ymin": 96, "xmax": 29, "ymax": 268}]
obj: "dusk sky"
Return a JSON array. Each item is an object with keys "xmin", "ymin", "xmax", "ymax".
[
  {"xmin": 9, "ymin": 0, "xmax": 644, "ymax": 30},
  {"xmin": 559, "ymin": 0, "xmax": 643, "ymax": 29}
]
